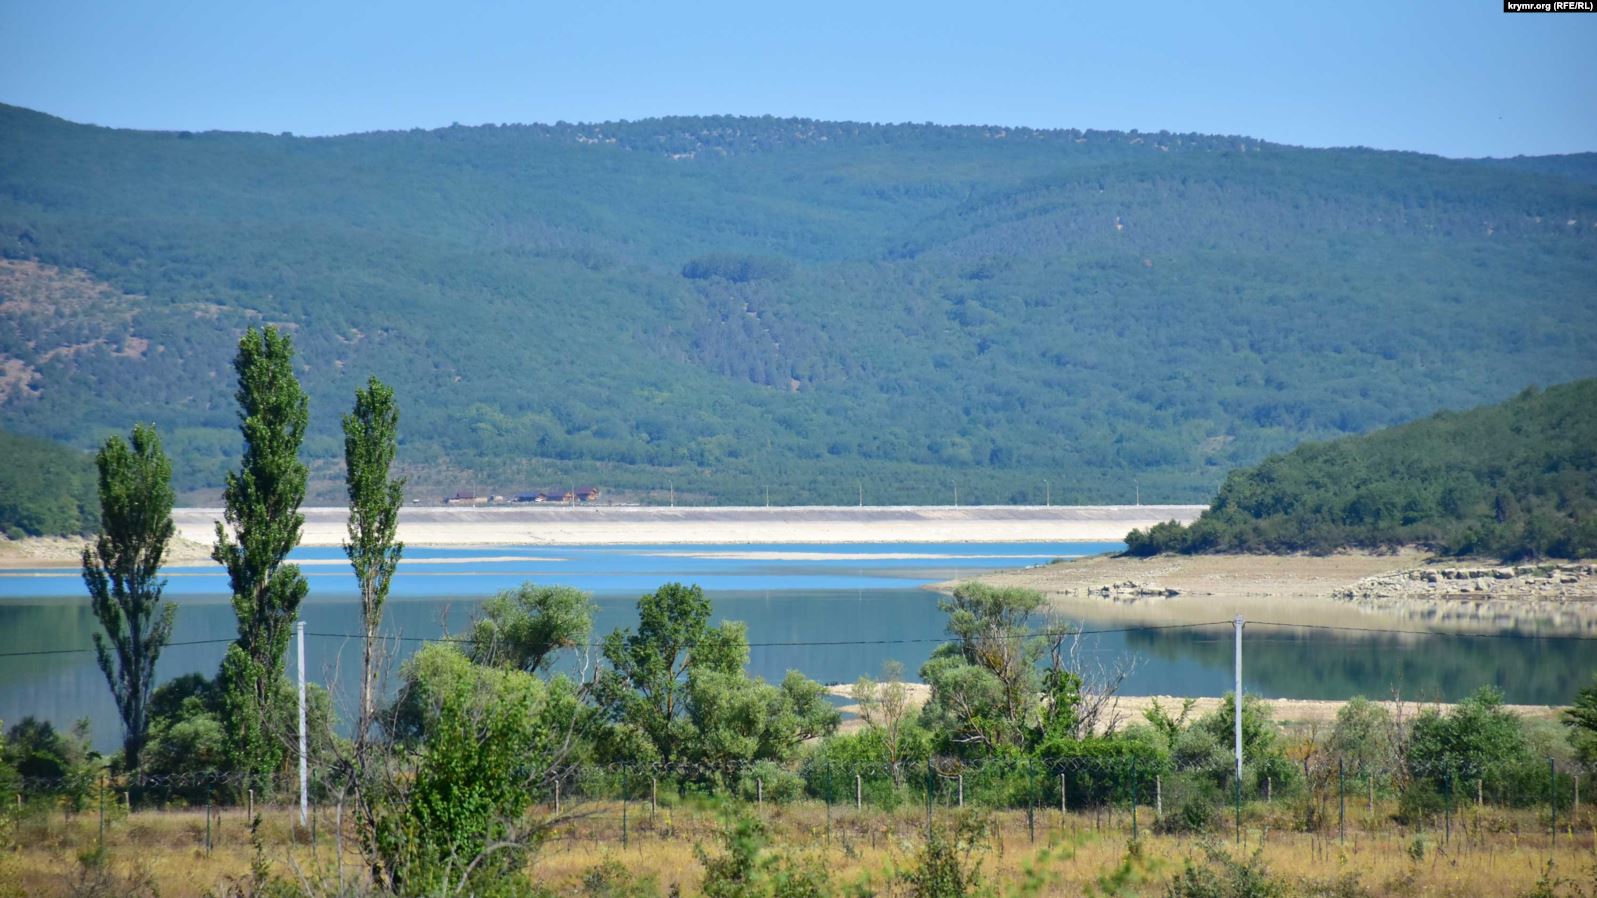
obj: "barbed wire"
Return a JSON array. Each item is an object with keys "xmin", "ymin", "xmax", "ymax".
[{"xmin": 9, "ymin": 755, "xmax": 1593, "ymax": 795}]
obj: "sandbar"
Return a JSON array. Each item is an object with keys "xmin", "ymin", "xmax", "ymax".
[{"xmin": 0, "ymin": 504, "xmax": 1203, "ymax": 568}]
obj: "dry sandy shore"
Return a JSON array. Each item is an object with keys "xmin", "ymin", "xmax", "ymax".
[
  {"xmin": 953, "ymin": 550, "xmax": 1597, "ymax": 633},
  {"xmin": 0, "ymin": 504, "xmax": 1203, "ymax": 568},
  {"xmin": 0, "ymin": 534, "xmax": 217, "ymax": 568},
  {"xmin": 825, "ymin": 683, "xmax": 1562, "ymax": 734}
]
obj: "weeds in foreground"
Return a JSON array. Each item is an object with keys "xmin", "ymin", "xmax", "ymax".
[
  {"xmin": 900, "ymin": 815, "xmax": 988, "ymax": 898},
  {"xmin": 209, "ymin": 816, "xmax": 295, "ymax": 898},
  {"xmin": 1004, "ymin": 834, "xmax": 1084, "ymax": 898},
  {"xmin": 1519, "ymin": 860, "xmax": 1597, "ymax": 898},
  {"xmin": 1086, "ymin": 838, "xmax": 1162, "ymax": 897},
  {"xmin": 1161, "ymin": 844, "xmax": 1285, "ymax": 898},
  {"xmin": 61, "ymin": 847, "xmax": 159, "ymax": 898},
  {"xmin": 581, "ymin": 856, "xmax": 663, "ymax": 898},
  {"xmin": 696, "ymin": 814, "xmax": 836, "ymax": 898}
]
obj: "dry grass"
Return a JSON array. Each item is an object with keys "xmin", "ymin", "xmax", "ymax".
[{"xmin": 6, "ymin": 796, "xmax": 1594, "ymax": 897}]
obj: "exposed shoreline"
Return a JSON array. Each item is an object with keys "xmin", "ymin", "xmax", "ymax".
[
  {"xmin": 950, "ymin": 550, "xmax": 1597, "ymax": 634},
  {"xmin": 0, "ymin": 504, "xmax": 1203, "ymax": 568},
  {"xmin": 825, "ymin": 683, "xmax": 1563, "ymax": 734}
]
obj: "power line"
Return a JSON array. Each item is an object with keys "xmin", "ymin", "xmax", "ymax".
[
  {"xmin": 1246, "ymin": 619, "xmax": 1597, "ymax": 641},
  {"xmin": 0, "ymin": 621, "xmax": 1227, "ymax": 658},
  {"xmin": 5, "ymin": 616, "xmax": 1595, "ymax": 659},
  {"xmin": 0, "ymin": 636, "xmax": 237, "ymax": 658}
]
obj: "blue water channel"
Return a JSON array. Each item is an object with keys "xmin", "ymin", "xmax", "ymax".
[{"xmin": 2, "ymin": 541, "xmax": 1588, "ymax": 750}]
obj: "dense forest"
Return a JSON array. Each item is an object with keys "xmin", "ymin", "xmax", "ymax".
[
  {"xmin": 1, "ymin": 104, "xmax": 1595, "ymax": 504},
  {"xmin": 1125, "ymin": 380, "xmax": 1597, "ymax": 560},
  {"xmin": 0, "ymin": 428, "xmax": 98, "ymax": 538}
]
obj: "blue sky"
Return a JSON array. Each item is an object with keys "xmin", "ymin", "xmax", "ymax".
[{"xmin": 2, "ymin": 1, "xmax": 1592, "ymax": 158}]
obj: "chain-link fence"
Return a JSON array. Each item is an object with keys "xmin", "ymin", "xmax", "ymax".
[{"xmin": 9, "ymin": 755, "xmax": 1592, "ymax": 852}]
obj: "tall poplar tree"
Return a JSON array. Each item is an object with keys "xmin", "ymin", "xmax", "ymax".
[
  {"xmin": 81, "ymin": 424, "xmax": 176, "ymax": 768},
  {"xmin": 342, "ymin": 376, "xmax": 405, "ymax": 745},
  {"xmin": 213, "ymin": 326, "xmax": 310, "ymax": 777}
]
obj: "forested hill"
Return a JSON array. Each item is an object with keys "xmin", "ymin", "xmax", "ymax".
[
  {"xmin": 1, "ymin": 104, "xmax": 1595, "ymax": 504},
  {"xmin": 0, "ymin": 428, "xmax": 98, "ymax": 538},
  {"xmin": 1125, "ymin": 380, "xmax": 1597, "ymax": 560}
]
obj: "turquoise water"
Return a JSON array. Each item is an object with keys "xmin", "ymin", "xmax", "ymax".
[{"xmin": 2, "ymin": 541, "xmax": 1589, "ymax": 750}]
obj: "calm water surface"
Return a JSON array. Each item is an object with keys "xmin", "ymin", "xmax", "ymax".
[{"xmin": 0, "ymin": 542, "xmax": 1586, "ymax": 750}]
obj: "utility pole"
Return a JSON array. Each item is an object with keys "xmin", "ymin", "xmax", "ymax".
[
  {"xmin": 1045, "ymin": 479, "xmax": 1050, "ymax": 507},
  {"xmin": 1233, "ymin": 614, "xmax": 1244, "ymax": 843},
  {"xmin": 953, "ymin": 483, "xmax": 958, "ymax": 507},
  {"xmin": 765, "ymin": 485, "xmax": 770, "ymax": 508},
  {"xmin": 669, "ymin": 482, "xmax": 674, "ymax": 507},
  {"xmin": 858, "ymin": 480, "xmax": 863, "ymax": 507},
  {"xmin": 297, "ymin": 620, "xmax": 308, "ymax": 828}
]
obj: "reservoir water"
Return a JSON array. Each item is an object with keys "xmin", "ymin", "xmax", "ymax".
[{"xmin": 1, "ymin": 541, "xmax": 1588, "ymax": 750}]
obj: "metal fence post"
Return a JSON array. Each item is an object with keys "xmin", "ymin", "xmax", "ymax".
[
  {"xmin": 1027, "ymin": 762, "xmax": 1036, "ymax": 845},
  {"xmin": 1338, "ymin": 760, "xmax": 1345, "ymax": 846},
  {"xmin": 1444, "ymin": 771, "xmax": 1452, "ymax": 845},
  {"xmin": 1233, "ymin": 615, "xmax": 1244, "ymax": 845},
  {"xmin": 824, "ymin": 766, "xmax": 832, "ymax": 843},
  {"xmin": 1130, "ymin": 758, "xmax": 1139, "ymax": 841},
  {"xmin": 1549, "ymin": 757, "xmax": 1557, "ymax": 847}
]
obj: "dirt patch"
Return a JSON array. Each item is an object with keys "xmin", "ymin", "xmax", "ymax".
[
  {"xmin": 0, "ymin": 259, "xmax": 145, "ymax": 402},
  {"xmin": 0, "ymin": 356, "xmax": 38, "ymax": 402}
]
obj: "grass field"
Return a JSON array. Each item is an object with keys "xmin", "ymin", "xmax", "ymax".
[{"xmin": 5, "ymin": 795, "xmax": 1594, "ymax": 897}]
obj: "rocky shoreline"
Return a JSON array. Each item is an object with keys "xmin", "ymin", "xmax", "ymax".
[
  {"xmin": 959, "ymin": 550, "xmax": 1597, "ymax": 634},
  {"xmin": 1335, "ymin": 561, "xmax": 1597, "ymax": 632}
]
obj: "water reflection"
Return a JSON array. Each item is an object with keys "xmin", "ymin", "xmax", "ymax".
[{"xmin": 2, "ymin": 541, "xmax": 1590, "ymax": 750}]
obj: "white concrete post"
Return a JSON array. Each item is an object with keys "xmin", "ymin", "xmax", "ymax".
[{"xmin": 297, "ymin": 620, "xmax": 308, "ymax": 828}]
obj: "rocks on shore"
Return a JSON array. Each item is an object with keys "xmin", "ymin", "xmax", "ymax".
[
  {"xmin": 1087, "ymin": 580, "xmax": 1181, "ymax": 603},
  {"xmin": 1334, "ymin": 562, "xmax": 1597, "ymax": 632}
]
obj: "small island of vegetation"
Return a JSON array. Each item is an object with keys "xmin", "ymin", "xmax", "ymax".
[
  {"xmin": 1126, "ymin": 379, "xmax": 1597, "ymax": 560},
  {"xmin": 0, "ymin": 427, "xmax": 98, "ymax": 539}
]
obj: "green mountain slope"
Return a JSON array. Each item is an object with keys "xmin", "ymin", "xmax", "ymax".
[
  {"xmin": 1126, "ymin": 380, "xmax": 1597, "ymax": 559},
  {"xmin": 1, "ymin": 105, "xmax": 1594, "ymax": 503},
  {"xmin": 0, "ymin": 428, "xmax": 98, "ymax": 538}
]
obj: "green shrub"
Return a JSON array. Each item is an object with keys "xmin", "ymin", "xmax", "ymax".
[
  {"xmin": 1407, "ymin": 687, "xmax": 1529, "ymax": 796},
  {"xmin": 901, "ymin": 815, "xmax": 988, "ymax": 898},
  {"xmin": 739, "ymin": 761, "xmax": 805, "ymax": 804},
  {"xmin": 1155, "ymin": 776, "xmax": 1225, "ymax": 835},
  {"xmin": 581, "ymin": 856, "xmax": 662, "ymax": 898},
  {"xmin": 1162, "ymin": 845, "xmax": 1285, "ymax": 898},
  {"xmin": 369, "ymin": 643, "xmax": 548, "ymax": 896}
]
